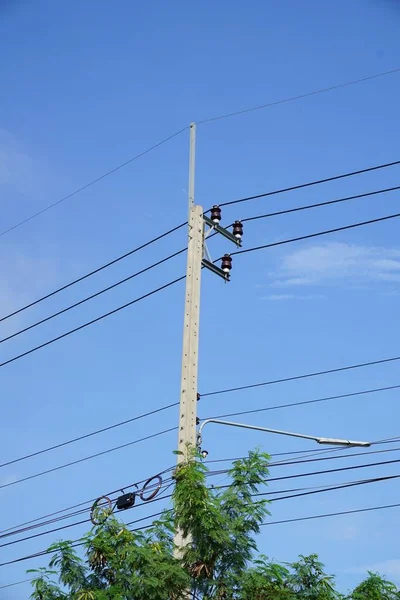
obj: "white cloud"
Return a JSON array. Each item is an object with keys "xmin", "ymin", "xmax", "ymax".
[
  {"xmin": 347, "ymin": 559, "xmax": 400, "ymax": 581},
  {"xmin": 269, "ymin": 242, "xmax": 400, "ymax": 289},
  {"xmin": 262, "ymin": 293, "xmax": 322, "ymax": 301}
]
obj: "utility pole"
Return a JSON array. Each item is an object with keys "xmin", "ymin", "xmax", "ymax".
[
  {"xmin": 177, "ymin": 123, "xmax": 203, "ymax": 465},
  {"xmin": 174, "ymin": 122, "xmax": 243, "ymax": 564},
  {"xmin": 174, "ymin": 123, "xmax": 203, "ymax": 557}
]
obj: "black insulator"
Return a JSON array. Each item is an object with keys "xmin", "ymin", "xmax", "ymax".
[
  {"xmin": 210, "ymin": 205, "xmax": 222, "ymax": 224},
  {"xmin": 233, "ymin": 220, "xmax": 243, "ymax": 239},
  {"xmin": 221, "ymin": 254, "xmax": 232, "ymax": 273}
]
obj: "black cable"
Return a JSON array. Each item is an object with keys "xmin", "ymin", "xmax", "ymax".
[
  {"xmin": 0, "ymin": 466, "xmax": 176, "ymax": 538},
  {"xmin": 0, "ymin": 222, "xmax": 186, "ymax": 324},
  {"xmin": 0, "ymin": 578, "xmax": 32, "ymax": 590},
  {"xmin": 219, "ymin": 160, "xmax": 400, "ymax": 208},
  {"xmin": 266, "ymin": 473, "xmax": 400, "ymax": 503},
  {"xmin": 0, "ymin": 427, "xmax": 177, "ymax": 491},
  {"xmin": 198, "ymin": 67, "xmax": 400, "ymax": 124},
  {"xmin": 0, "ymin": 403, "xmax": 179, "ymax": 470},
  {"xmin": 0, "ymin": 248, "xmax": 186, "ymax": 345},
  {"xmin": 0, "ymin": 128, "xmax": 188, "ymax": 238},
  {"xmin": 204, "ymin": 383, "xmax": 400, "ymax": 421},
  {"xmin": 262, "ymin": 501, "xmax": 400, "ymax": 527},
  {"xmin": 4, "ymin": 447, "xmax": 400, "ymax": 550},
  {"xmin": 240, "ymin": 185, "xmax": 400, "ymax": 223},
  {"xmin": 0, "ymin": 275, "xmax": 186, "ymax": 369},
  {"xmin": 2, "ymin": 472, "xmax": 400, "ymax": 570},
  {"xmin": 201, "ymin": 355, "xmax": 400, "ymax": 398},
  {"xmin": 232, "ymin": 212, "xmax": 400, "ymax": 257},
  {"xmin": 1, "ymin": 461, "xmax": 396, "ymax": 552}
]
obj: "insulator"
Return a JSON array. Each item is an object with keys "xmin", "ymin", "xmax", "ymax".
[
  {"xmin": 232, "ymin": 220, "xmax": 243, "ymax": 240},
  {"xmin": 221, "ymin": 254, "xmax": 232, "ymax": 273},
  {"xmin": 210, "ymin": 205, "xmax": 222, "ymax": 224}
]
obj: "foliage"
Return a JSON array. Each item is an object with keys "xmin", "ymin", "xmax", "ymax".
[
  {"xmin": 29, "ymin": 447, "xmax": 400, "ymax": 600},
  {"xmin": 348, "ymin": 571, "xmax": 400, "ymax": 600}
]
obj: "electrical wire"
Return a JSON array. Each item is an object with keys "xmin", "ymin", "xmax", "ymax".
[
  {"xmin": 3, "ymin": 448, "xmax": 399, "ymax": 550},
  {"xmin": 0, "ymin": 128, "xmax": 188, "ymax": 238},
  {"xmin": 262, "ymin": 501, "xmax": 400, "ymax": 527},
  {"xmin": 0, "ymin": 482, "xmax": 178, "ymax": 551},
  {"xmin": 240, "ymin": 185, "xmax": 400, "ymax": 223},
  {"xmin": 0, "ymin": 578, "xmax": 32, "ymax": 590},
  {"xmin": 204, "ymin": 383, "xmax": 400, "ymax": 421},
  {"xmin": 232, "ymin": 212, "xmax": 400, "ymax": 257},
  {"xmin": 218, "ymin": 159, "xmax": 400, "ymax": 208},
  {"xmin": 198, "ymin": 67, "xmax": 400, "ymax": 124},
  {"xmin": 0, "ymin": 248, "xmax": 186, "ymax": 345},
  {"xmin": 0, "ymin": 427, "xmax": 177, "ymax": 491},
  {"xmin": 2, "ymin": 474, "xmax": 400, "ymax": 569},
  {"xmin": 0, "ymin": 466, "xmax": 176, "ymax": 538},
  {"xmin": 3, "ymin": 377, "xmax": 394, "ymax": 473},
  {"xmin": 0, "ymin": 403, "xmax": 179, "ymax": 470},
  {"xmin": 0, "ymin": 275, "xmax": 186, "ymax": 369},
  {"xmin": 0, "ymin": 222, "xmax": 186, "ymax": 324},
  {"xmin": 201, "ymin": 354, "xmax": 400, "ymax": 397},
  {"xmin": 264, "ymin": 473, "xmax": 400, "ymax": 503}
]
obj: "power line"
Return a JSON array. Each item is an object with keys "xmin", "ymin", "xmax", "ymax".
[
  {"xmin": 265, "ymin": 473, "xmax": 400, "ymax": 503},
  {"xmin": 0, "ymin": 465, "xmax": 176, "ymax": 538},
  {"xmin": 4, "ymin": 379, "xmax": 393, "ymax": 473},
  {"xmin": 0, "ymin": 248, "xmax": 186, "ymax": 345},
  {"xmin": 240, "ymin": 185, "xmax": 400, "ymax": 223},
  {"xmin": 219, "ymin": 159, "xmax": 400, "ymax": 208},
  {"xmin": 0, "ymin": 578, "xmax": 32, "ymax": 590},
  {"xmin": 262, "ymin": 501, "xmax": 400, "ymax": 527},
  {"xmin": 198, "ymin": 67, "xmax": 400, "ymax": 124},
  {"xmin": 0, "ymin": 222, "xmax": 185, "ymax": 324},
  {"xmin": 0, "ymin": 128, "xmax": 188, "ymax": 238},
  {"xmin": 232, "ymin": 212, "xmax": 400, "ymax": 257},
  {"xmin": 0, "ymin": 275, "xmax": 185, "ymax": 369},
  {"xmin": 1, "ymin": 457, "xmax": 397, "ymax": 553},
  {"xmin": 2, "ymin": 469, "xmax": 399, "ymax": 569},
  {"xmin": 0, "ymin": 427, "xmax": 177, "ymax": 491},
  {"xmin": 205, "ymin": 383, "xmax": 400, "ymax": 420},
  {"xmin": 0, "ymin": 403, "xmax": 178, "ymax": 470},
  {"xmin": 201, "ymin": 354, "xmax": 400, "ymax": 397}
]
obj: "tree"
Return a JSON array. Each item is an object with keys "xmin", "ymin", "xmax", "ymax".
[
  {"xmin": 28, "ymin": 448, "xmax": 400, "ymax": 599},
  {"xmin": 29, "ymin": 448, "xmax": 271, "ymax": 599},
  {"xmin": 349, "ymin": 572, "xmax": 400, "ymax": 600}
]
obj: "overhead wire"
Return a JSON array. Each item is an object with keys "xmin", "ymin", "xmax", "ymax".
[
  {"xmin": 2, "ymin": 474, "xmax": 400, "ymax": 569},
  {"xmin": 3, "ymin": 445, "xmax": 400, "ymax": 549},
  {"xmin": 0, "ymin": 247, "xmax": 186, "ymax": 345},
  {"xmin": 262, "ymin": 501, "xmax": 400, "ymax": 527},
  {"xmin": 0, "ymin": 128, "xmax": 188, "ymax": 238},
  {"xmin": 240, "ymin": 185, "xmax": 400, "ymax": 223},
  {"xmin": 0, "ymin": 465, "xmax": 176, "ymax": 538},
  {"xmin": 201, "ymin": 354, "xmax": 400, "ymax": 397},
  {"xmin": 204, "ymin": 383, "xmax": 400, "ymax": 421},
  {"xmin": 231, "ymin": 212, "xmax": 400, "ymax": 257},
  {"xmin": 0, "ymin": 275, "xmax": 186, "ymax": 369},
  {"xmin": 0, "ymin": 221, "xmax": 186, "ymax": 324},
  {"xmin": 0, "ymin": 403, "xmax": 179, "ymax": 470},
  {"xmin": 198, "ymin": 67, "xmax": 400, "ymax": 125},
  {"xmin": 0, "ymin": 427, "xmax": 177, "ymax": 491},
  {"xmin": 218, "ymin": 159, "xmax": 400, "ymax": 208}
]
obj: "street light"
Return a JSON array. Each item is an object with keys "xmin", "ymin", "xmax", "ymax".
[{"xmin": 197, "ymin": 418, "xmax": 370, "ymax": 454}]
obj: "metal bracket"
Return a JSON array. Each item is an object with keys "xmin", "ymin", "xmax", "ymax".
[
  {"xmin": 203, "ymin": 215, "xmax": 242, "ymax": 247},
  {"xmin": 202, "ymin": 258, "xmax": 230, "ymax": 281}
]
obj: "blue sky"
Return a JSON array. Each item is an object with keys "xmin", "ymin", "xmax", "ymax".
[{"xmin": 0, "ymin": 0, "xmax": 400, "ymax": 595}]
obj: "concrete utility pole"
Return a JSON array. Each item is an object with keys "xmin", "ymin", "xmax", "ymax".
[
  {"xmin": 173, "ymin": 123, "xmax": 242, "ymax": 566},
  {"xmin": 174, "ymin": 123, "xmax": 203, "ymax": 555}
]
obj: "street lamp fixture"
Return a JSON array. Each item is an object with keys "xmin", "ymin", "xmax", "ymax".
[{"xmin": 197, "ymin": 418, "xmax": 370, "ymax": 455}]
